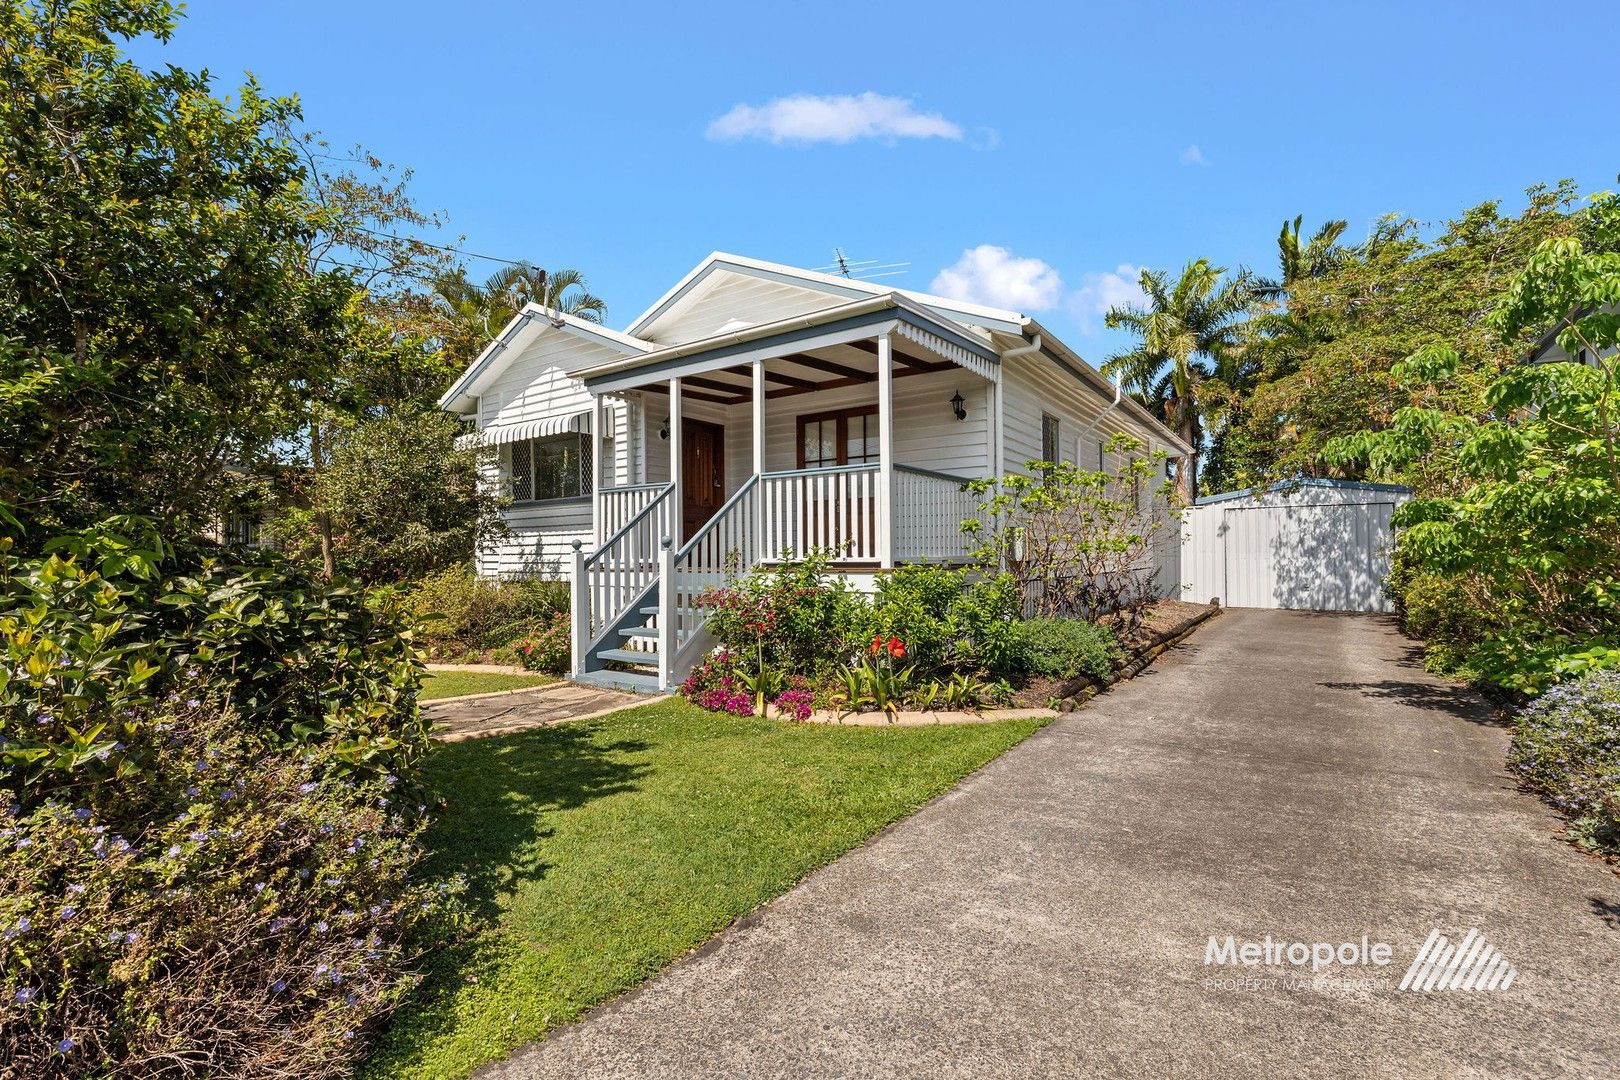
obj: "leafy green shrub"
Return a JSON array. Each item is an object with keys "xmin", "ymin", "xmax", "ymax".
[
  {"xmin": 872, "ymin": 564, "xmax": 1024, "ymax": 677},
  {"xmin": 515, "ymin": 612, "xmax": 571, "ymax": 675},
  {"xmin": 1398, "ymin": 568, "xmax": 1489, "ymax": 679},
  {"xmin": 1, "ymin": 520, "xmax": 427, "ymax": 798},
  {"xmin": 407, "ymin": 564, "xmax": 568, "ymax": 655},
  {"xmin": 1508, "ymin": 671, "xmax": 1620, "ymax": 855},
  {"xmin": 699, "ymin": 551, "xmax": 873, "ymax": 678},
  {"xmin": 0, "ymin": 702, "xmax": 460, "ymax": 1077},
  {"xmin": 1013, "ymin": 618, "xmax": 1124, "ymax": 682}
]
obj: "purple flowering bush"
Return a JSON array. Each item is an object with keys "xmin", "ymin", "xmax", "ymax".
[
  {"xmin": 0, "ymin": 703, "xmax": 461, "ymax": 1076},
  {"xmin": 679, "ymin": 649, "xmax": 755, "ymax": 717},
  {"xmin": 1509, "ymin": 670, "xmax": 1620, "ymax": 855}
]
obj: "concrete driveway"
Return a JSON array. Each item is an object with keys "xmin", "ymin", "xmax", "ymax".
[{"xmin": 482, "ymin": 610, "xmax": 1620, "ymax": 1079}]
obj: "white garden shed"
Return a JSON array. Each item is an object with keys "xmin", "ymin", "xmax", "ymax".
[{"xmin": 1179, "ymin": 480, "xmax": 1411, "ymax": 612}]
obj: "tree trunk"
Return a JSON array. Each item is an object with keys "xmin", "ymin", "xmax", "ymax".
[
  {"xmin": 310, "ymin": 421, "xmax": 336, "ymax": 579},
  {"xmin": 1176, "ymin": 406, "xmax": 1199, "ymax": 504}
]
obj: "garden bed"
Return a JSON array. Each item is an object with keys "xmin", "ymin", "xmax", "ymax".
[
  {"xmin": 1008, "ymin": 600, "xmax": 1219, "ymax": 710},
  {"xmin": 798, "ymin": 600, "xmax": 1220, "ymax": 722}
]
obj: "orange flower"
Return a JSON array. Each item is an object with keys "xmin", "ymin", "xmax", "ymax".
[
  {"xmin": 887, "ymin": 636, "xmax": 906, "ymax": 659},
  {"xmin": 870, "ymin": 634, "xmax": 884, "ymax": 656}
]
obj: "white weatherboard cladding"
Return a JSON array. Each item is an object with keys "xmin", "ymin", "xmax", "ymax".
[
  {"xmin": 1181, "ymin": 487, "xmax": 1410, "ymax": 611},
  {"xmin": 473, "ymin": 330, "xmax": 640, "ymax": 581},
  {"xmin": 999, "ymin": 352, "xmax": 1167, "ymax": 474},
  {"xmin": 643, "ymin": 270, "xmax": 847, "ymax": 346}
]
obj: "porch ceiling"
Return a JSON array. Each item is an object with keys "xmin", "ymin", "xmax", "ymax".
[
  {"xmin": 632, "ymin": 338, "xmax": 964, "ymax": 406},
  {"xmin": 576, "ymin": 295, "xmax": 999, "ymax": 401}
]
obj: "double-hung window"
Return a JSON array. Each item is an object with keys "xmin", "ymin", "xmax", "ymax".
[
  {"xmin": 508, "ymin": 433, "xmax": 594, "ymax": 502},
  {"xmin": 1041, "ymin": 413, "xmax": 1061, "ymax": 466}
]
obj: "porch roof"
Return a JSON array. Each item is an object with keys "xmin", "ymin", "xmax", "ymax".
[{"xmin": 571, "ymin": 293, "xmax": 999, "ymax": 397}]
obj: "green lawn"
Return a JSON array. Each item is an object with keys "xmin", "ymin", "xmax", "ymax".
[
  {"xmin": 364, "ymin": 699, "xmax": 1047, "ymax": 1079},
  {"xmin": 419, "ymin": 670, "xmax": 557, "ymax": 700}
]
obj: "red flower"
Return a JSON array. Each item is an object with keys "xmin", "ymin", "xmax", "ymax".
[
  {"xmin": 887, "ymin": 636, "xmax": 905, "ymax": 659},
  {"xmin": 870, "ymin": 634, "xmax": 883, "ymax": 656}
]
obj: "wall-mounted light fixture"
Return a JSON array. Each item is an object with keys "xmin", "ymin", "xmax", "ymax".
[
  {"xmin": 659, "ymin": 416, "xmax": 670, "ymax": 440},
  {"xmin": 949, "ymin": 390, "xmax": 967, "ymax": 421}
]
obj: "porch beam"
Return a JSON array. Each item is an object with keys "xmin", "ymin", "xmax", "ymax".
[
  {"xmin": 725, "ymin": 363, "xmax": 820, "ymax": 390},
  {"xmin": 681, "ymin": 374, "xmax": 754, "ymax": 396},
  {"xmin": 843, "ymin": 337, "xmax": 951, "ymax": 372},
  {"xmin": 761, "ymin": 362, "xmax": 937, "ymax": 401},
  {"xmin": 639, "ymin": 384, "xmax": 743, "ymax": 406},
  {"xmin": 776, "ymin": 352, "xmax": 869, "ymax": 381}
]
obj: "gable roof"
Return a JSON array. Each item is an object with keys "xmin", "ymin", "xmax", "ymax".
[
  {"xmin": 437, "ymin": 306, "xmax": 652, "ymax": 414},
  {"xmin": 627, "ymin": 251, "xmax": 1029, "ymax": 340},
  {"xmin": 434, "ymin": 253, "xmax": 1191, "ymax": 456}
]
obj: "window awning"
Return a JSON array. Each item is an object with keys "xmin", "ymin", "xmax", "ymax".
[{"xmin": 473, "ymin": 409, "xmax": 595, "ymax": 446}]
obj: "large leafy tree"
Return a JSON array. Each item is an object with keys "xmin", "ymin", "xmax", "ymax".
[
  {"xmin": 1210, "ymin": 183, "xmax": 1582, "ymax": 490},
  {"xmin": 269, "ymin": 409, "xmax": 506, "ymax": 584},
  {"xmin": 1324, "ymin": 191, "xmax": 1620, "ymax": 691},
  {"xmin": 1102, "ymin": 259, "xmax": 1256, "ymax": 500},
  {"xmin": 0, "ymin": 0, "xmax": 366, "ymax": 541}
]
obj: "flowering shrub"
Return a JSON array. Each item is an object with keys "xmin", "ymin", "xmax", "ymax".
[
  {"xmin": 872, "ymin": 564, "xmax": 1025, "ymax": 677},
  {"xmin": 679, "ymin": 649, "xmax": 754, "ymax": 717},
  {"xmin": 515, "ymin": 612, "xmax": 571, "ymax": 674},
  {"xmin": 699, "ymin": 552, "xmax": 873, "ymax": 677},
  {"xmin": 773, "ymin": 689, "xmax": 815, "ymax": 722},
  {"xmin": 1509, "ymin": 671, "xmax": 1620, "ymax": 855},
  {"xmin": 0, "ymin": 703, "xmax": 461, "ymax": 1077}
]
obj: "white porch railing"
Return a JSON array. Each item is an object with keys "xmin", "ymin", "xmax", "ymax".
[
  {"xmin": 662, "ymin": 475, "xmax": 762, "ymax": 682},
  {"xmin": 573, "ymin": 484, "xmax": 673, "ymax": 669},
  {"xmin": 759, "ymin": 464, "xmax": 880, "ymax": 562},
  {"xmin": 894, "ymin": 465, "xmax": 978, "ymax": 563},
  {"xmin": 598, "ymin": 482, "xmax": 667, "ymax": 541}
]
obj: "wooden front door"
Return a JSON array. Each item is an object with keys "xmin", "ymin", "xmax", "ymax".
[{"xmin": 682, "ymin": 419, "xmax": 726, "ymax": 537}]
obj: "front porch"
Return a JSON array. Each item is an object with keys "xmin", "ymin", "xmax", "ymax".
[{"xmin": 568, "ymin": 296, "xmax": 1003, "ymax": 691}]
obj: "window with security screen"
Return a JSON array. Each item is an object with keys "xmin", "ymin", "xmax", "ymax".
[{"xmin": 508, "ymin": 434, "xmax": 594, "ymax": 501}]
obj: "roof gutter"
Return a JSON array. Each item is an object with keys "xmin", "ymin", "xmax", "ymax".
[{"xmin": 1000, "ymin": 331, "xmax": 1042, "ymax": 361}]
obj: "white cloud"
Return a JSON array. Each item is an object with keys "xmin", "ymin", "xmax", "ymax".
[
  {"xmin": 706, "ymin": 93, "xmax": 965, "ymax": 145},
  {"xmin": 1180, "ymin": 143, "xmax": 1207, "ymax": 166},
  {"xmin": 1068, "ymin": 264, "xmax": 1148, "ymax": 332},
  {"xmin": 930, "ymin": 245, "xmax": 1065, "ymax": 312}
]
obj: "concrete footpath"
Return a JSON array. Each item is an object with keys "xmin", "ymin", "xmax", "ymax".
[{"xmin": 480, "ymin": 610, "xmax": 1620, "ymax": 1079}]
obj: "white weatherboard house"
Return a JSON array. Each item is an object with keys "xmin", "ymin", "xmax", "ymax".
[{"xmin": 439, "ymin": 253, "xmax": 1191, "ymax": 691}]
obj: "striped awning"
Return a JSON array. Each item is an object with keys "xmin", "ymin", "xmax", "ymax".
[{"xmin": 473, "ymin": 410, "xmax": 594, "ymax": 446}]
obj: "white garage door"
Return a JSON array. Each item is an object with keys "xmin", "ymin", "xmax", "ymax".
[{"xmin": 1181, "ymin": 491, "xmax": 1404, "ymax": 612}]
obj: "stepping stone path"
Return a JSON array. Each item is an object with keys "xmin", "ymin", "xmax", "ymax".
[{"xmin": 425, "ymin": 683, "xmax": 652, "ymax": 742}]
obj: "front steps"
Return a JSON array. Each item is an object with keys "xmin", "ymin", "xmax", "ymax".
[{"xmin": 573, "ymin": 603, "xmax": 664, "ymax": 694}]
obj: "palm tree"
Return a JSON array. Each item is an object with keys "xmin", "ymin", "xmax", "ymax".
[
  {"xmin": 1257, "ymin": 215, "xmax": 1350, "ymax": 300},
  {"xmin": 431, "ymin": 262, "xmax": 607, "ymax": 365},
  {"xmin": 1102, "ymin": 260, "xmax": 1257, "ymax": 501}
]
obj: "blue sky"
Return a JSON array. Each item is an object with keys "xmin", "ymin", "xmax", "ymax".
[{"xmin": 131, "ymin": 1, "xmax": 1616, "ymax": 360}]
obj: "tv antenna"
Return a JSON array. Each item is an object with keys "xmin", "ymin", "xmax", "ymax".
[{"xmin": 813, "ymin": 248, "xmax": 910, "ymax": 281}]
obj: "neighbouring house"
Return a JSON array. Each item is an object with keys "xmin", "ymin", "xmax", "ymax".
[
  {"xmin": 438, "ymin": 252, "xmax": 1192, "ymax": 690},
  {"xmin": 1526, "ymin": 304, "xmax": 1616, "ymax": 368}
]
